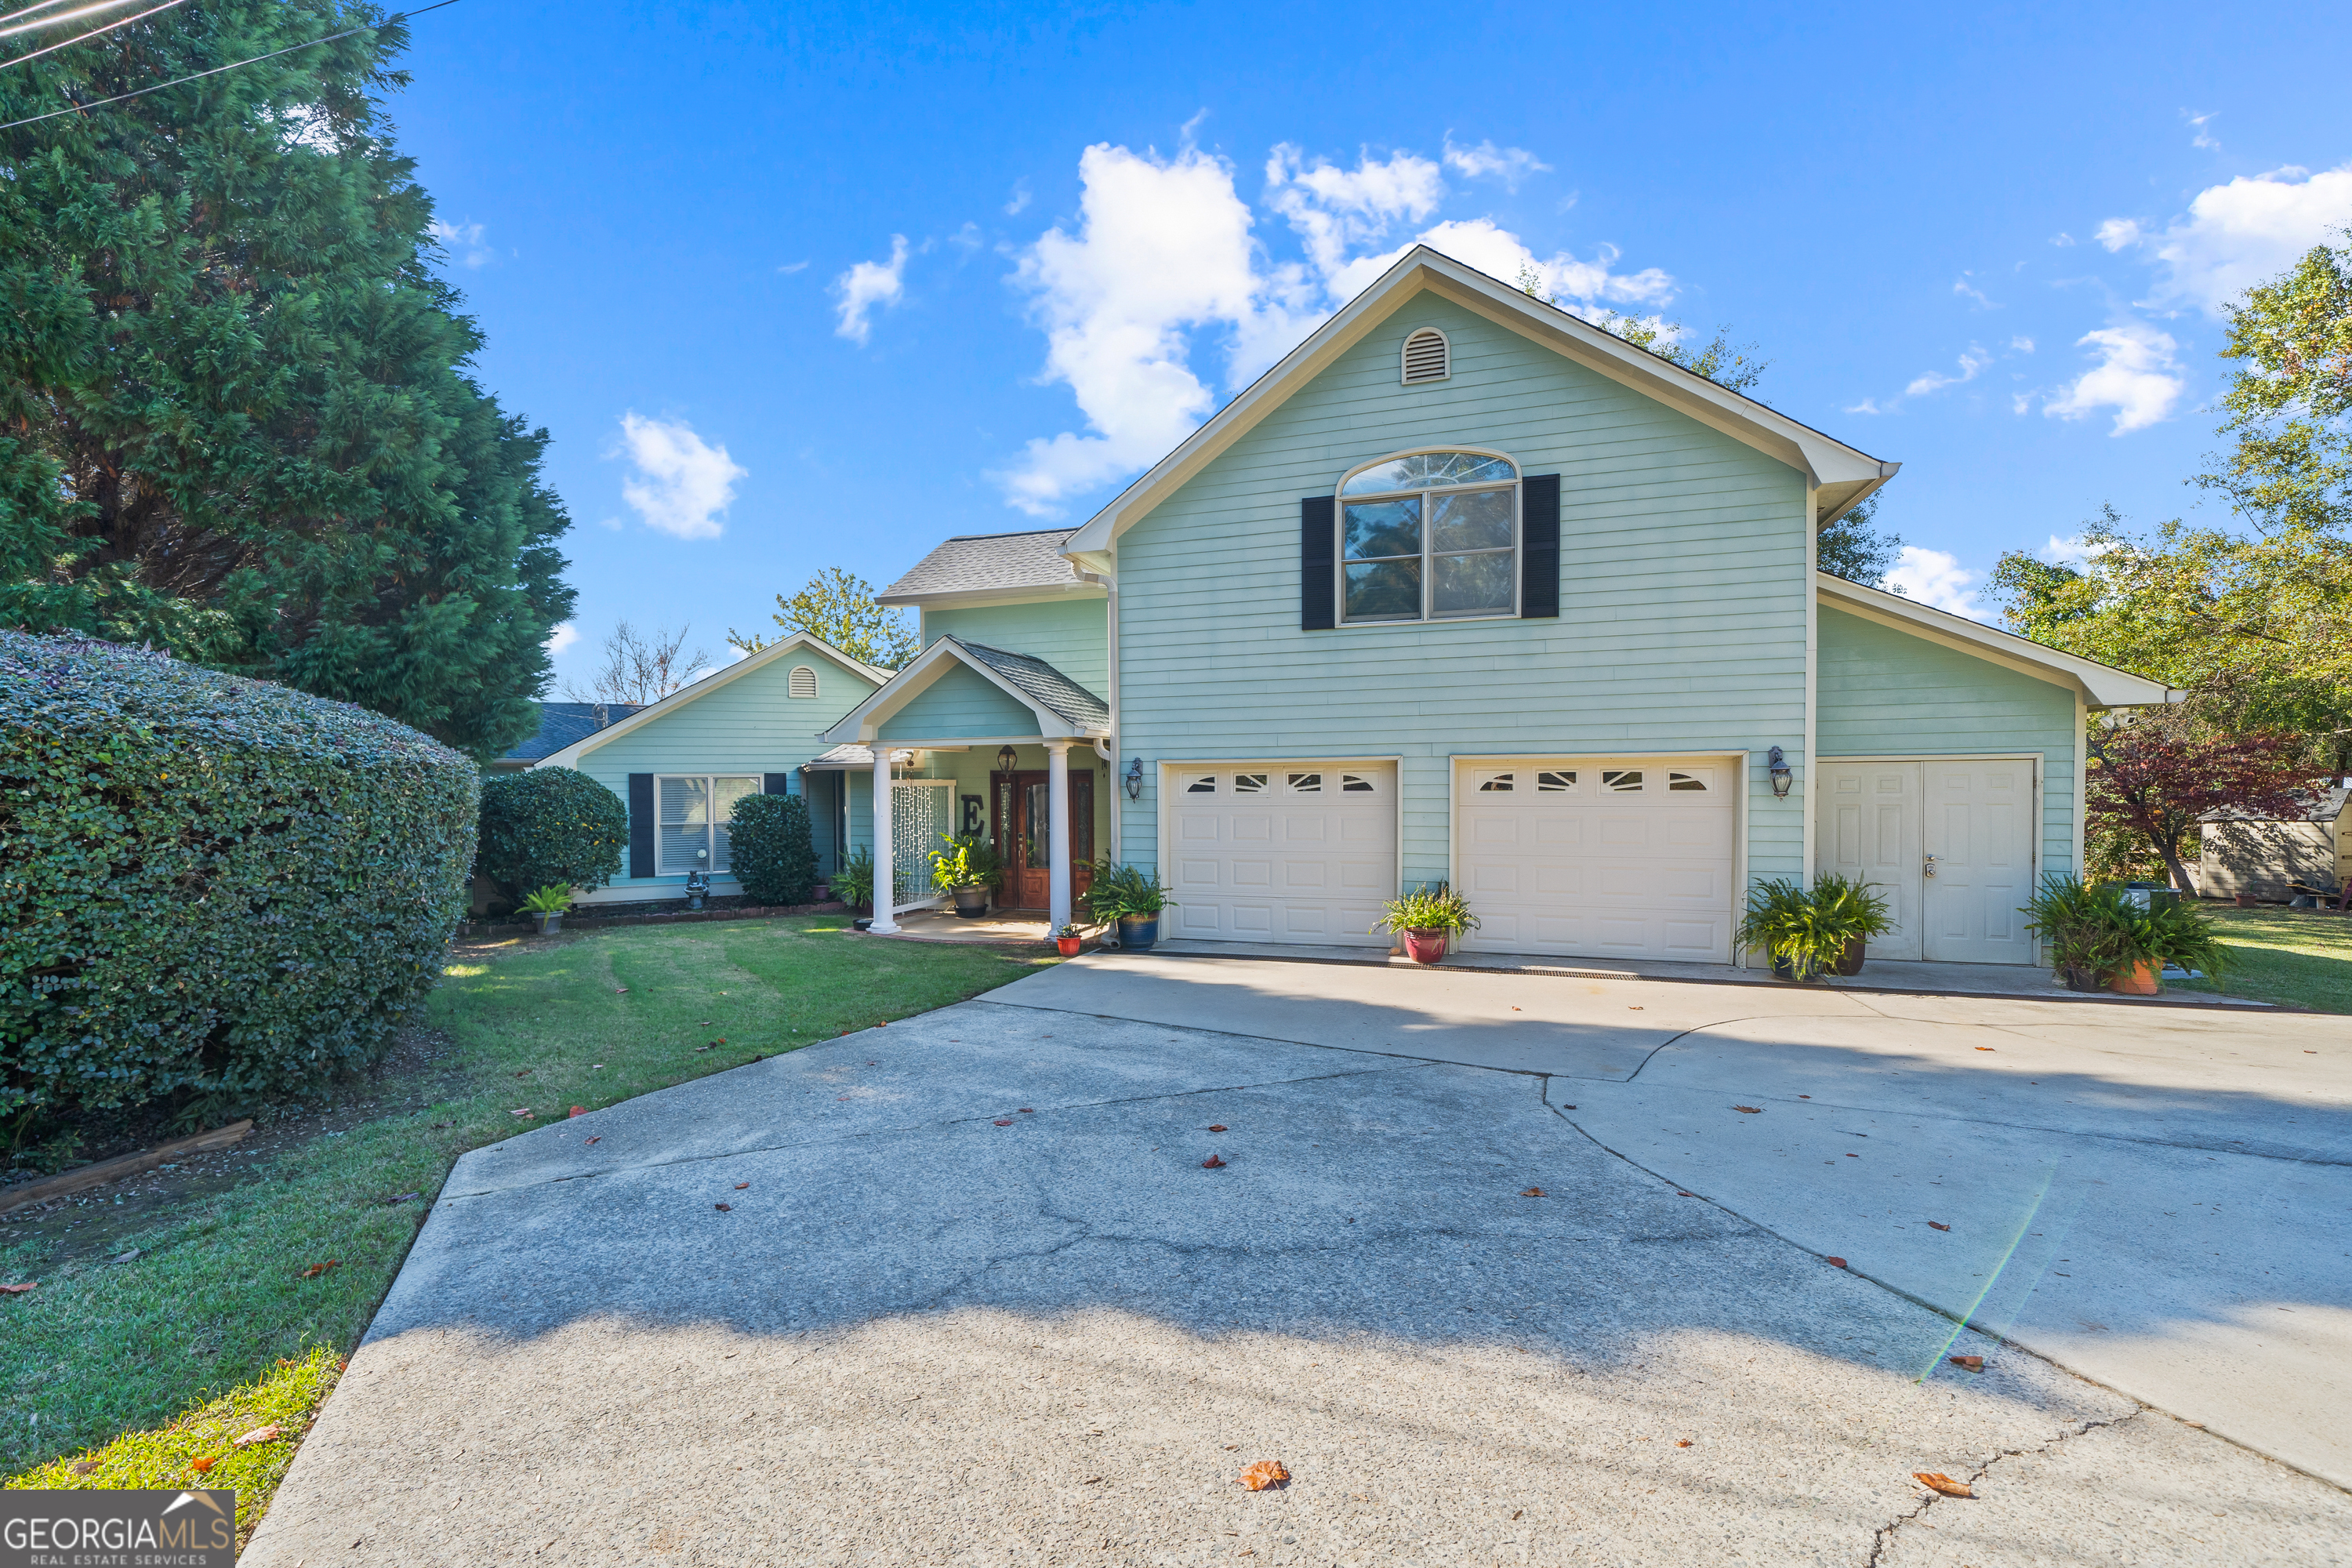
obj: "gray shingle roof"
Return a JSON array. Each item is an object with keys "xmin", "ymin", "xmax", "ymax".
[
  {"xmin": 880, "ymin": 528, "xmax": 1082, "ymax": 600},
  {"xmin": 946, "ymin": 637, "xmax": 1110, "ymax": 731},
  {"xmin": 499, "ymin": 702, "xmax": 643, "ymax": 763}
]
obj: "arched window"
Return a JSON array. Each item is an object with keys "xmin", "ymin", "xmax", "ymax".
[
  {"xmin": 787, "ymin": 665, "xmax": 819, "ymax": 699},
  {"xmin": 1334, "ymin": 449, "xmax": 1519, "ymax": 622},
  {"xmin": 1400, "ymin": 327, "xmax": 1450, "ymax": 384}
]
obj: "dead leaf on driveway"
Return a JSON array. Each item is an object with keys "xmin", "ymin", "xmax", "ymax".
[
  {"xmin": 1238, "ymin": 1459, "xmax": 1290, "ymax": 1490},
  {"xmin": 1207, "ymin": 1124, "xmax": 1228, "ymax": 1132},
  {"xmin": 1733, "ymin": 1105, "xmax": 1762, "ymax": 1114},
  {"xmin": 1948, "ymin": 1355, "xmax": 1984, "ymax": 1372},
  {"xmin": 734, "ymin": 1182, "xmax": 750, "ymax": 1190},
  {"xmin": 994, "ymin": 1119, "xmax": 1014, "ymax": 1127},
  {"xmin": 1521, "ymin": 1187, "xmax": 1545, "ymax": 1197},
  {"xmin": 1974, "ymin": 1047, "xmax": 1995, "ymax": 1052},
  {"xmin": 1202, "ymin": 1153, "xmax": 1227, "ymax": 1169},
  {"xmin": 1914, "ymin": 1472, "xmax": 1975, "ymax": 1498},
  {"xmin": 1825, "ymin": 1256, "xmax": 1848, "ymax": 1269},
  {"xmin": 713, "ymin": 1203, "xmax": 732, "ymax": 1212},
  {"xmin": 584, "ymin": 1136, "xmax": 601, "ymax": 1145},
  {"xmin": 1929, "ymin": 1221, "xmax": 1951, "ymax": 1232}
]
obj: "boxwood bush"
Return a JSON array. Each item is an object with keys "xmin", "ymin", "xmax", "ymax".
[
  {"xmin": 729, "ymin": 792, "xmax": 818, "ymax": 906},
  {"xmin": 474, "ymin": 767, "xmax": 627, "ymax": 902},
  {"xmin": 0, "ymin": 633, "xmax": 479, "ymax": 1117}
]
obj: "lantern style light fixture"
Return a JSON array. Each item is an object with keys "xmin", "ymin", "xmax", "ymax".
[
  {"xmin": 1767, "ymin": 744, "xmax": 1793, "ymax": 798},
  {"xmin": 1124, "ymin": 757, "xmax": 1145, "ymax": 800},
  {"xmin": 996, "ymin": 744, "xmax": 1018, "ymax": 776}
]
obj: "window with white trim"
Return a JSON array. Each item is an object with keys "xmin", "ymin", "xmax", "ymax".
[
  {"xmin": 1337, "ymin": 450, "xmax": 1519, "ymax": 623},
  {"xmin": 787, "ymin": 665, "xmax": 818, "ymax": 699},
  {"xmin": 656, "ymin": 775, "xmax": 760, "ymax": 874}
]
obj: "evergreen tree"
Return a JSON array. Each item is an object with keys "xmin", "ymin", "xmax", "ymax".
[{"xmin": 0, "ymin": 2, "xmax": 572, "ymax": 759}]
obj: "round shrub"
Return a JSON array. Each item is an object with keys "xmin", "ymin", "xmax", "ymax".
[
  {"xmin": 0, "ymin": 633, "xmax": 480, "ymax": 1117},
  {"xmin": 729, "ymin": 793, "xmax": 817, "ymax": 906},
  {"xmin": 475, "ymin": 768, "xmax": 626, "ymax": 900}
]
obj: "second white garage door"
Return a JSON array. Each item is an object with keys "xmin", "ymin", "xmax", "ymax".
[
  {"xmin": 1166, "ymin": 764, "xmax": 1396, "ymax": 947},
  {"xmin": 1455, "ymin": 758, "xmax": 1737, "ymax": 962}
]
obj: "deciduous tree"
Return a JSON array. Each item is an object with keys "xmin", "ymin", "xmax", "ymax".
[
  {"xmin": 729, "ymin": 567, "xmax": 915, "ymax": 670},
  {"xmin": 2085, "ymin": 706, "xmax": 2314, "ymax": 893}
]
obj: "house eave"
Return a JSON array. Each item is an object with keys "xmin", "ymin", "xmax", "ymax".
[
  {"xmin": 530, "ymin": 632, "xmax": 892, "ymax": 769},
  {"xmin": 1816, "ymin": 572, "xmax": 2177, "ymax": 709}
]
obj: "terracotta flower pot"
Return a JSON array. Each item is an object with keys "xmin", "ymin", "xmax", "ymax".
[
  {"xmin": 1056, "ymin": 935, "xmax": 1083, "ymax": 957},
  {"xmin": 2107, "ymin": 959, "xmax": 2162, "ymax": 996},
  {"xmin": 1402, "ymin": 927, "xmax": 1449, "ymax": 964}
]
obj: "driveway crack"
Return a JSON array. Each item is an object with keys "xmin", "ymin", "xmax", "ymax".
[{"xmin": 1865, "ymin": 1408, "xmax": 2143, "ymax": 1565}]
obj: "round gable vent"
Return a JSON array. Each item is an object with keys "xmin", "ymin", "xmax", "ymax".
[{"xmin": 1400, "ymin": 328, "xmax": 1450, "ymax": 385}]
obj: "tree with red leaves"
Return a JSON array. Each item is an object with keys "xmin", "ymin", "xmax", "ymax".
[{"xmin": 2086, "ymin": 707, "xmax": 2319, "ymax": 893}]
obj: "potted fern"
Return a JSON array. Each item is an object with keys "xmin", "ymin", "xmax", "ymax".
[
  {"xmin": 833, "ymin": 848, "xmax": 877, "ymax": 930},
  {"xmin": 1083, "ymin": 859, "xmax": 1174, "ymax": 951},
  {"xmin": 1733, "ymin": 878, "xmax": 1874, "ymax": 982},
  {"xmin": 519, "ymin": 884, "xmax": 572, "ymax": 936},
  {"xmin": 2022, "ymin": 875, "xmax": 2230, "ymax": 994},
  {"xmin": 929, "ymin": 833, "xmax": 1004, "ymax": 918},
  {"xmin": 1810, "ymin": 873, "xmax": 1896, "ymax": 975},
  {"xmin": 1374, "ymin": 884, "xmax": 1478, "ymax": 964}
]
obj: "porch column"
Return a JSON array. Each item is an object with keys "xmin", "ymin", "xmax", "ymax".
[
  {"xmin": 869, "ymin": 747, "xmax": 899, "ymax": 935},
  {"xmin": 1047, "ymin": 740, "xmax": 1073, "ymax": 934}
]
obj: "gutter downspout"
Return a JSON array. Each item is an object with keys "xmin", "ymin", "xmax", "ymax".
[{"xmin": 1076, "ymin": 568, "xmax": 1119, "ymax": 864}]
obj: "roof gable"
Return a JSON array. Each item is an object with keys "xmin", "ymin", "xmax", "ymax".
[
  {"xmin": 1064, "ymin": 245, "xmax": 1898, "ymax": 567},
  {"xmin": 822, "ymin": 633, "xmax": 1109, "ymax": 744},
  {"xmin": 1816, "ymin": 573, "xmax": 2174, "ymax": 709},
  {"xmin": 533, "ymin": 631, "xmax": 892, "ymax": 768}
]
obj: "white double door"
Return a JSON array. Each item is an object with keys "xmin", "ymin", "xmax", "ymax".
[{"xmin": 1815, "ymin": 757, "xmax": 2037, "ymax": 964}]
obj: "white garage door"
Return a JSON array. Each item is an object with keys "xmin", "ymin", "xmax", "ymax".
[
  {"xmin": 1456, "ymin": 759, "xmax": 1736, "ymax": 961},
  {"xmin": 1167, "ymin": 764, "xmax": 1396, "ymax": 946}
]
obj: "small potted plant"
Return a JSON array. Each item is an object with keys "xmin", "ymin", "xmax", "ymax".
[
  {"xmin": 1809, "ymin": 873, "xmax": 1896, "ymax": 975},
  {"xmin": 1733, "ymin": 878, "xmax": 1851, "ymax": 982},
  {"xmin": 1374, "ymin": 884, "xmax": 1478, "ymax": 964},
  {"xmin": 1083, "ymin": 860, "xmax": 1174, "ymax": 951},
  {"xmin": 929, "ymin": 833, "xmax": 1003, "ymax": 918},
  {"xmin": 833, "ymin": 849, "xmax": 877, "ymax": 931},
  {"xmin": 519, "ymin": 884, "xmax": 572, "ymax": 935},
  {"xmin": 1053, "ymin": 923, "xmax": 1084, "ymax": 958}
]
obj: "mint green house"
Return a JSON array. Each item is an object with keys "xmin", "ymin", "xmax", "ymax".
[{"xmin": 573, "ymin": 246, "xmax": 2174, "ymax": 965}]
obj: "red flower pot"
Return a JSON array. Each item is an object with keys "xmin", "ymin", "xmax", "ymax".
[
  {"xmin": 2107, "ymin": 959, "xmax": 2161, "ymax": 996},
  {"xmin": 1056, "ymin": 935, "xmax": 1083, "ymax": 957},
  {"xmin": 1402, "ymin": 927, "xmax": 1449, "ymax": 964}
]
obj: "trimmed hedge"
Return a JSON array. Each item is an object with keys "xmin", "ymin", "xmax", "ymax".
[
  {"xmin": 475, "ymin": 767, "xmax": 626, "ymax": 901},
  {"xmin": 0, "ymin": 633, "xmax": 479, "ymax": 1116},
  {"xmin": 729, "ymin": 793, "xmax": 818, "ymax": 906}
]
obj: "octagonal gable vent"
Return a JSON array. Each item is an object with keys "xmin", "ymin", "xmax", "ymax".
[{"xmin": 1401, "ymin": 328, "xmax": 1450, "ymax": 385}]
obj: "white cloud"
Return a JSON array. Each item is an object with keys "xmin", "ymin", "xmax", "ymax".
[
  {"xmin": 1329, "ymin": 217, "xmax": 1675, "ymax": 314},
  {"xmin": 2009, "ymin": 336, "xmax": 2035, "ymax": 353},
  {"xmin": 834, "ymin": 234, "xmax": 910, "ymax": 345},
  {"xmin": 2042, "ymin": 533, "xmax": 2118, "ymax": 566},
  {"xmin": 1443, "ymin": 138, "xmax": 1550, "ymax": 189},
  {"xmin": 427, "ymin": 219, "xmax": 495, "ymax": 269},
  {"xmin": 1266, "ymin": 144, "xmax": 1446, "ymax": 283},
  {"xmin": 544, "ymin": 622, "xmax": 580, "ymax": 655},
  {"xmin": 1882, "ymin": 546, "xmax": 1986, "ymax": 619},
  {"xmin": 1004, "ymin": 180, "xmax": 1032, "ymax": 216},
  {"xmin": 597, "ymin": 514, "xmax": 623, "ymax": 531},
  {"xmin": 1843, "ymin": 397, "xmax": 1886, "ymax": 416},
  {"xmin": 2106, "ymin": 164, "xmax": 2352, "ymax": 317},
  {"xmin": 1952, "ymin": 274, "xmax": 1998, "ymax": 308},
  {"xmin": 777, "ymin": 260, "xmax": 810, "ymax": 274},
  {"xmin": 1904, "ymin": 344, "xmax": 1992, "ymax": 399},
  {"xmin": 996, "ymin": 143, "xmax": 1313, "ymax": 516},
  {"xmin": 612, "ymin": 413, "xmax": 746, "ymax": 540},
  {"xmin": 2042, "ymin": 321, "xmax": 2185, "ymax": 434},
  {"xmin": 2185, "ymin": 110, "xmax": 2220, "ymax": 151},
  {"xmin": 2050, "ymin": 231, "xmax": 2077, "ymax": 247}
]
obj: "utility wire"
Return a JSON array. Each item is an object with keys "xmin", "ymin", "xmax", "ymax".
[
  {"xmin": 2, "ymin": 0, "xmax": 183, "ymax": 67},
  {"xmin": 1, "ymin": 0, "xmax": 151, "ymax": 42},
  {"xmin": 0, "ymin": 0, "xmax": 85, "ymax": 29},
  {"xmin": 0, "ymin": 0, "xmax": 462, "ymax": 132}
]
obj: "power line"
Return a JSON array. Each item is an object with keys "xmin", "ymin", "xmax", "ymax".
[
  {"xmin": 0, "ymin": 0, "xmax": 146, "ymax": 39},
  {"xmin": 0, "ymin": 0, "xmax": 463, "ymax": 132},
  {"xmin": 2, "ymin": 0, "xmax": 183, "ymax": 67}
]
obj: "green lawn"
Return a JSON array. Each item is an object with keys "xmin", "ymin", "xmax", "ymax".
[
  {"xmin": 2, "ymin": 916, "xmax": 1051, "ymax": 1488},
  {"xmin": 2176, "ymin": 906, "xmax": 2352, "ymax": 1013}
]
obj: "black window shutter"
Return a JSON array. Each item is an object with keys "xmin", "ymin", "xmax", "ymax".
[
  {"xmin": 628, "ymin": 774, "xmax": 655, "ymax": 878},
  {"xmin": 1301, "ymin": 495, "xmax": 1336, "ymax": 630},
  {"xmin": 1521, "ymin": 474, "xmax": 1561, "ymax": 619},
  {"xmin": 764, "ymin": 771, "xmax": 792, "ymax": 797}
]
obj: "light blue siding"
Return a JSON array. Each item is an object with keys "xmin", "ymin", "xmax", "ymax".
[
  {"xmin": 559, "ymin": 645, "xmax": 881, "ymax": 898},
  {"xmin": 1115, "ymin": 290, "xmax": 1813, "ymax": 890},
  {"xmin": 922, "ymin": 595, "xmax": 1108, "ymax": 697},
  {"xmin": 877, "ymin": 663, "xmax": 1040, "ymax": 741},
  {"xmin": 1817, "ymin": 605, "xmax": 2080, "ymax": 876}
]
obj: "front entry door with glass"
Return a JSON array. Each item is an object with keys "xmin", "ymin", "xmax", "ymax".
[{"xmin": 998, "ymin": 770, "xmax": 1093, "ymax": 911}]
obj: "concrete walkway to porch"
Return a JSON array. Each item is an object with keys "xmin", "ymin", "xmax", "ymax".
[
  {"xmin": 1142, "ymin": 938, "xmax": 2274, "ymax": 1009},
  {"xmin": 865, "ymin": 906, "xmax": 1100, "ymax": 946}
]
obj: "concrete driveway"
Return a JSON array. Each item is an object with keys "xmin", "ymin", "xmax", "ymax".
[{"xmin": 246, "ymin": 955, "xmax": 2352, "ymax": 1566}]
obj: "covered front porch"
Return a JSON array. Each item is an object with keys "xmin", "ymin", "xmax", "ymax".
[{"xmin": 819, "ymin": 636, "xmax": 1114, "ymax": 938}]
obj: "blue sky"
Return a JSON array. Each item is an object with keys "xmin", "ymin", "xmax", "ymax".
[{"xmin": 386, "ymin": 0, "xmax": 2352, "ymax": 691}]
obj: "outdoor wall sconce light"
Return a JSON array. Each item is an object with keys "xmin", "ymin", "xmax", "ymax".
[
  {"xmin": 1767, "ymin": 745, "xmax": 1792, "ymax": 798},
  {"xmin": 1125, "ymin": 757, "xmax": 1145, "ymax": 800},
  {"xmin": 996, "ymin": 744, "xmax": 1018, "ymax": 776}
]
